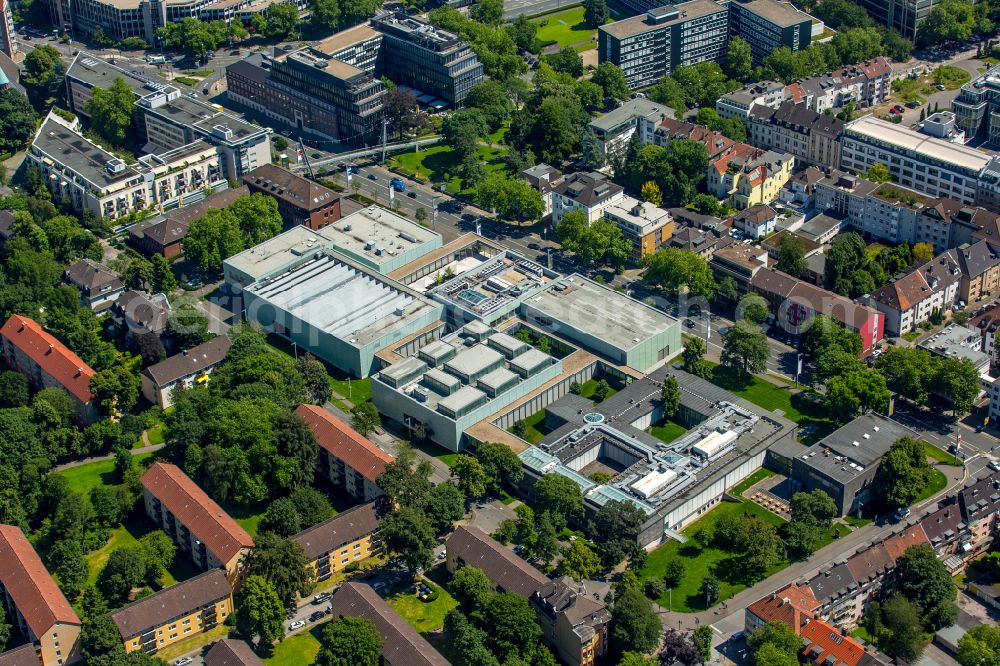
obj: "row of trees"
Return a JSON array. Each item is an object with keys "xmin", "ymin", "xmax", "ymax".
[{"xmin": 184, "ymin": 192, "xmax": 284, "ymax": 271}]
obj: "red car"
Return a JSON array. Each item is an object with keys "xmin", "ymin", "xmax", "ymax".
[{"xmin": 892, "ymin": 105, "xmax": 905, "ymax": 113}]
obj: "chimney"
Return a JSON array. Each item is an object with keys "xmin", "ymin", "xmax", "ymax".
[
  {"xmin": 45, "ymin": 344, "xmax": 54, "ymax": 355},
  {"xmin": 75, "ymin": 367, "xmax": 83, "ymax": 378}
]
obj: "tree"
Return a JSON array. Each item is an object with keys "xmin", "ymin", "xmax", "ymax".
[
  {"xmin": 246, "ymin": 532, "xmax": 312, "ymax": 605},
  {"xmin": 752, "ymin": 642, "xmax": 799, "ymax": 666},
  {"xmin": 548, "ymin": 47, "xmax": 583, "ymax": 78},
  {"xmin": 317, "ymin": 616, "xmax": 382, "ymax": 666},
  {"xmin": 81, "ymin": 613, "xmax": 126, "ymax": 663},
  {"xmin": 611, "ymin": 586, "xmax": 662, "ymax": 653},
  {"xmin": 741, "ymin": 294, "xmax": 770, "ymax": 325},
  {"xmin": 935, "ymin": 356, "xmax": 981, "ymax": 414},
  {"xmin": 475, "ymin": 173, "xmax": 545, "ymax": 224},
  {"xmin": 790, "ymin": 489, "xmax": 837, "ymax": 526},
  {"xmin": 259, "ymin": 497, "xmax": 302, "ymax": 537},
  {"xmin": 376, "ymin": 445, "xmax": 433, "ymax": 509},
  {"xmin": 149, "ymin": 254, "xmax": 176, "ymax": 294},
  {"xmin": 681, "ymin": 337, "xmax": 710, "ymax": 378},
  {"xmin": 895, "ymin": 544, "xmax": 957, "ymax": 628},
  {"xmin": 158, "ymin": 18, "xmax": 217, "ymax": 61},
  {"xmin": 137, "ymin": 531, "xmax": 175, "ymax": 585},
  {"xmin": 660, "ymin": 628, "xmax": 700, "ymax": 665},
  {"xmin": 581, "ymin": 130, "xmax": 604, "ymax": 169},
  {"xmin": 555, "ymin": 210, "xmax": 632, "ymax": 270},
  {"xmin": 22, "ymin": 46, "xmax": 66, "ymax": 110},
  {"xmin": 865, "ymin": 162, "xmax": 892, "ymax": 183},
  {"xmin": 351, "ymin": 401, "xmax": 380, "ymax": 437},
  {"xmin": 958, "ymin": 625, "xmax": 1000, "ymax": 666},
  {"xmin": 266, "ymin": 2, "xmax": 300, "ymax": 38},
  {"xmin": 700, "ymin": 574, "xmax": 720, "ymax": 607},
  {"xmin": 619, "ymin": 653, "xmax": 657, "ymax": 666},
  {"xmin": 824, "ymin": 369, "xmax": 890, "ymax": 420},
  {"xmin": 824, "ymin": 232, "xmax": 869, "ymax": 296},
  {"xmin": 663, "ymin": 559, "xmax": 685, "ymax": 589},
  {"xmin": 535, "ymin": 513, "xmax": 559, "ymax": 566},
  {"xmin": 0, "ymin": 89, "xmax": 38, "ymax": 153},
  {"xmin": 274, "ymin": 411, "xmax": 319, "ymax": 490},
  {"xmin": 424, "ymin": 481, "xmax": 466, "ymax": 535},
  {"xmin": 867, "ymin": 595, "xmax": 927, "ymax": 662},
  {"xmin": 228, "ymin": 193, "xmax": 283, "ymax": 245},
  {"xmin": 693, "ymin": 625, "xmax": 714, "ymax": 663},
  {"xmin": 643, "ymin": 248, "xmax": 716, "ymax": 299},
  {"xmin": 48, "ymin": 538, "xmax": 89, "ymax": 598},
  {"xmin": 451, "ymin": 454, "xmax": 488, "ymax": 499},
  {"xmin": 583, "ymin": 0, "xmax": 609, "ymax": 27},
  {"xmin": 98, "ymin": 547, "xmax": 148, "ymax": 602},
  {"xmin": 384, "ymin": 87, "xmax": 420, "ymax": 139},
  {"xmin": 913, "ymin": 242, "xmax": 935, "ymax": 262},
  {"xmin": 661, "ymin": 375, "xmax": 680, "ymax": 418},
  {"xmin": 296, "ymin": 353, "xmax": 330, "ymax": 404},
  {"xmin": 558, "ymin": 539, "xmax": 601, "ymax": 581},
  {"xmin": 381, "ymin": 506, "xmax": 436, "ymax": 577},
  {"xmin": 641, "ymin": 180, "xmax": 663, "ymax": 206},
  {"xmin": 775, "ymin": 233, "xmax": 807, "ymax": 277},
  {"xmin": 476, "ymin": 441, "xmax": 523, "ymax": 493},
  {"xmin": 722, "ymin": 36, "xmax": 754, "ymax": 82},
  {"xmin": 86, "ymin": 78, "xmax": 136, "ymax": 148},
  {"xmin": 801, "ymin": 314, "xmax": 862, "ymax": 359},
  {"xmin": 876, "ymin": 347, "xmax": 934, "ymax": 405},
  {"xmin": 875, "ymin": 436, "xmax": 932, "ymax": 509},
  {"xmin": 0, "ymin": 371, "xmax": 29, "ymax": 408},
  {"xmin": 533, "ymin": 473, "xmax": 584, "ymax": 529},
  {"xmin": 235, "ymin": 576, "xmax": 285, "ymax": 656},
  {"xmin": 449, "ymin": 565, "xmax": 492, "ymax": 611},
  {"xmin": 721, "ymin": 321, "xmax": 769, "ymax": 377},
  {"xmin": 183, "ymin": 209, "xmax": 244, "ymax": 272},
  {"xmin": 918, "ymin": 0, "xmax": 982, "ymax": 46},
  {"xmin": 748, "ymin": 621, "xmax": 800, "ymax": 663},
  {"xmin": 592, "ymin": 62, "xmax": 630, "ymax": 101},
  {"xmin": 470, "ymin": 0, "xmax": 503, "ymax": 24},
  {"xmin": 90, "ymin": 366, "xmax": 139, "ymax": 415}
]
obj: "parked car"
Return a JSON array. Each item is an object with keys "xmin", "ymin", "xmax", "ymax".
[
  {"xmin": 905, "ymin": 101, "xmax": 921, "ymax": 109},
  {"xmin": 937, "ymin": 84, "xmax": 947, "ymax": 91},
  {"xmin": 174, "ymin": 659, "xmax": 193, "ymax": 666},
  {"xmin": 309, "ymin": 611, "xmax": 326, "ymax": 622},
  {"xmin": 313, "ymin": 592, "xmax": 331, "ymax": 604},
  {"xmin": 289, "ymin": 620, "xmax": 306, "ymax": 631},
  {"xmin": 372, "ymin": 581, "xmax": 386, "ymax": 591},
  {"xmin": 989, "ymin": 459, "xmax": 1000, "ymax": 470},
  {"xmin": 894, "ymin": 506, "xmax": 910, "ymax": 521}
]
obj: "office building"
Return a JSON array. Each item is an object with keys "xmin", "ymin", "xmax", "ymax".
[
  {"xmin": 917, "ymin": 110, "xmax": 966, "ymax": 144},
  {"xmin": 727, "ymin": 0, "xmax": 812, "ymax": 63},
  {"xmin": 242, "ymin": 165, "xmax": 341, "ymax": 231},
  {"xmin": 111, "ymin": 569, "xmax": 232, "ymax": 656},
  {"xmin": 329, "ymin": 583, "xmax": 450, "ymax": 666},
  {"xmin": 0, "ymin": 525, "xmax": 81, "ymax": 666},
  {"xmin": 296, "ymin": 404, "xmax": 393, "ymax": 502},
  {"xmin": 840, "ymin": 115, "xmax": 994, "ymax": 206},
  {"xmin": 598, "ymin": 1, "xmax": 731, "ymax": 90},
  {"xmin": 747, "ymin": 101, "xmax": 844, "ymax": 169},
  {"xmin": 0, "ymin": 314, "xmax": 96, "ymax": 424},
  {"xmin": 63, "ymin": 259, "xmax": 124, "ymax": 312},
  {"xmin": 293, "ymin": 502, "xmax": 382, "ymax": 582},
  {"xmin": 954, "ymin": 64, "xmax": 1000, "ymax": 145},
  {"xmin": 791, "ymin": 414, "xmax": 906, "ymax": 516},
  {"xmin": 141, "ymin": 335, "xmax": 232, "ymax": 408},
  {"xmin": 587, "ymin": 98, "xmax": 674, "ymax": 159},
  {"xmin": 141, "ymin": 463, "xmax": 254, "ymax": 582},
  {"xmin": 709, "ymin": 240, "xmax": 769, "ymax": 289},
  {"xmin": 855, "ymin": 0, "xmax": 943, "ymax": 39},
  {"xmin": 602, "ymin": 196, "xmax": 675, "ymax": 261}
]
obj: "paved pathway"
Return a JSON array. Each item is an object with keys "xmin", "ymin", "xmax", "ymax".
[{"xmin": 52, "ymin": 440, "xmax": 165, "ymax": 472}]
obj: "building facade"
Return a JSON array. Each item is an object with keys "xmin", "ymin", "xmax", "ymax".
[
  {"xmin": 746, "ymin": 101, "xmax": 844, "ymax": 169},
  {"xmin": 242, "ymin": 164, "xmax": 341, "ymax": 231},
  {"xmin": 63, "ymin": 259, "xmax": 124, "ymax": 312},
  {"xmin": 292, "ymin": 502, "xmax": 382, "ymax": 582},
  {"xmin": 551, "ymin": 172, "xmax": 625, "ymax": 224},
  {"xmin": 140, "ymin": 335, "xmax": 232, "ymax": 409},
  {"xmin": 602, "ymin": 196, "xmax": 675, "ymax": 261},
  {"xmin": 727, "ymin": 0, "xmax": 812, "ymax": 63}
]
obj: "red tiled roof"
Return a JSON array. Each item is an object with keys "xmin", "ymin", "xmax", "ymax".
[
  {"xmin": 140, "ymin": 463, "xmax": 254, "ymax": 564},
  {"xmin": 296, "ymin": 404, "xmax": 393, "ymax": 483},
  {"xmin": 883, "ymin": 525, "xmax": 930, "ymax": 563},
  {"xmin": 800, "ymin": 617, "xmax": 868, "ymax": 666},
  {"xmin": 747, "ymin": 584, "xmax": 819, "ymax": 627},
  {"xmin": 0, "ymin": 315, "xmax": 95, "ymax": 404},
  {"xmin": 0, "ymin": 525, "xmax": 80, "ymax": 638}
]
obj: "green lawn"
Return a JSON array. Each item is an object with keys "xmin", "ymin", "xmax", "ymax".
[
  {"xmin": 844, "ymin": 515, "xmax": 873, "ymax": 528},
  {"xmin": 55, "ymin": 452, "xmax": 155, "ymax": 495},
  {"xmin": 265, "ymin": 626, "xmax": 323, "ymax": 665},
  {"xmin": 173, "ymin": 76, "xmax": 199, "ymax": 87},
  {"xmin": 891, "ymin": 66, "xmax": 971, "ymax": 104},
  {"xmin": 390, "ymin": 144, "xmax": 508, "ymax": 196},
  {"xmin": 144, "ymin": 424, "xmax": 165, "ymax": 447},
  {"xmin": 915, "ymin": 468, "xmax": 948, "ymax": 503},
  {"xmin": 923, "ymin": 441, "xmax": 962, "ymax": 466},
  {"xmin": 707, "ymin": 365, "xmax": 833, "ymax": 437},
  {"xmin": 639, "ymin": 500, "xmax": 789, "ymax": 612},
  {"xmin": 648, "ymin": 421, "xmax": 687, "ymax": 444},
  {"xmin": 85, "ymin": 513, "xmax": 201, "ymax": 588},
  {"xmin": 576, "ymin": 378, "xmax": 619, "ymax": 402},
  {"xmin": 730, "ymin": 468, "xmax": 776, "ymax": 498},
  {"xmin": 222, "ymin": 503, "xmax": 267, "ymax": 537},
  {"xmin": 532, "ymin": 7, "xmax": 601, "ymax": 49},
  {"xmin": 329, "ymin": 376, "xmax": 371, "ymax": 406},
  {"xmin": 851, "ymin": 625, "xmax": 875, "ymax": 643},
  {"xmin": 510, "ymin": 408, "xmax": 550, "ymax": 444},
  {"xmin": 385, "ymin": 566, "xmax": 458, "ymax": 634}
]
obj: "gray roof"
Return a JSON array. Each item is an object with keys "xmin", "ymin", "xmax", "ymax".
[
  {"xmin": 64, "ymin": 259, "xmax": 122, "ymax": 295},
  {"xmin": 110, "ymin": 569, "xmax": 231, "ymax": 639},
  {"xmin": 141, "ymin": 335, "xmax": 232, "ymax": 387},
  {"xmin": 292, "ymin": 501, "xmax": 381, "ymax": 561},
  {"xmin": 808, "ymin": 561, "xmax": 858, "ymax": 603},
  {"xmin": 552, "ymin": 172, "xmax": 623, "ymax": 207},
  {"xmin": 797, "ymin": 413, "xmax": 904, "ymax": 484},
  {"xmin": 600, "ymin": 0, "xmax": 727, "ymax": 38},
  {"xmin": 446, "ymin": 526, "xmax": 548, "ymax": 598},
  {"xmin": 958, "ymin": 471, "xmax": 1000, "ymax": 524},
  {"xmin": 734, "ymin": 0, "xmax": 811, "ymax": 27},
  {"xmin": 444, "ymin": 344, "xmax": 503, "ymax": 378},
  {"xmin": 204, "ymin": 639, "xmax": 264, "ymax": 666},
  {"xmin": 589, "ymin": 99, "xmax": 674, "ymax": 132}
]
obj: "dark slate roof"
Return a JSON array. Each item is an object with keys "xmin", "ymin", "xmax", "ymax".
[
  {"xmin": 64, "ymin": 259, "xmax": 122, "ymax": 295},
  {"xmin": 445, "ymin": 526, "xmax": 547, "ymax": 599},
  {"xmin": 551, "ymin": 172, "xmax": 623, "ymax": 207},
  {"xmin": 292, "ymin": 501, "xmax": 382, "ymax": 560},
  {"xmin": 958, "ymin": 471, "xmax": 1000, "ymax": 524},
  {"xmin": 242, "ymin": 164, "xmax": 339, "ymax": 213},
  {"xmin": 204, "ymin": 638, "xmax": 264, "ymax": 666},
  {"xmin": 141, "ymin": 335, "xmax": 232, "ymax": 387},
  {"xmin": 110, "ymin": 569, "xmax": 231, "ymax": 639}
]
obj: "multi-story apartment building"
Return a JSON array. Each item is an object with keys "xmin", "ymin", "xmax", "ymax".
[
  {"xmin": 520, "ymin": 164, "xmax": 563, "ymax": 217},
  {"xmin": 587, "ymin": 98, "xmax": 674, "ymax": 160},
  {"xmin": 732, "ymin": 204, "xmax": 777, "ymax": 239},
  {"xmin": 602, "ymin": 196, "xmax": 675, "ymax": 261},
  {"xmin": 787, "ymin": 58, "xmax": 894, "ymax": 113},
  {"xmin": 204, "ymin": 639, "xmax": 264, "ymax": 666},
  {"xmin": 708, "ymin": 147, "xmax": 795, "ymax": 209},
  {"xmin": 727, "ymin": 0, "xmax": 812, "ymax": 63},
  {"xmin": 869, "ymin": 251, "xmax": 962, "ymax": 336},
  {"xmin": 600, "ymin": 0, "xmax": 813, "ymax": 89},
  {"xmin": 292, "ymin": 501, "xmax": 382, "ymax": 582},
  {"xmin": 242, "ymin": 164, "xmax": 341, "ymax": 231},
  {"xmin": 0, "ymin": 0, "xmax": 16, "ymax": 60},
  {"xmin": 141, "ymin": 463, "xmax": 254, "ymax": 582},
  {"xmin": 598, "ymin": 0, "xmax": 731, "ymax": 90},
  {"xmin": 746, "ymin": 101, "xmax": 844, "ymax": 169},
  {"xmin": 840, "ymin": 115, "xmax": 994, "ymax": 206},
  {"xmin": 0, "ymin": 314, "xmax": 96, "ymax": 424},
  {"xmin": 551, "ymin": 172, "xmax": 625, "ymax": 223},
  {"xmin": 296, "ymin": 404, "xmax": 394, "ymax": 503},
  {"xmin": 227, "ymin": 14, "xmax": 482, "ymax": 144},
  {"xmin": 111, "ymin": 569, "xmax": 232, "ymax": 657},
  {"xmin": 716, "ymin": 80, "xmax": 788, "ymax": 120},
  {"xmin": 63, "ymin": 259, "xmax": 125, "ymax": 312},
  {"xmin": 953, "ymin": 64, "xmax": 1000, "ymax": 146},
  {"xmin": 0, "ymin": 525, "xmax": 81, "ymax": 666},
  {"xmin": 129, "ymin": 185, "xmax": 251, "ymax": 259},
  {"xmin": 140, "ymin": 335, "xmax": 232, "ymax": 409}
]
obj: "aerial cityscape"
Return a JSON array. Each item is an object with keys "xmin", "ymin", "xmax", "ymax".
[{"xmin": 0, "ymin": 0, "xmax": 999, "ymax": 664}]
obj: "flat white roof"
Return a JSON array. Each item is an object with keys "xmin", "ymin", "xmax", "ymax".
[
  {"xmin": 225, "ymin": 226, "xmax": 339, "ymax": 281},
  {"xmin": 845, "ymin": 115, "xmax": 992, "ymax": 172},
  {"xmin": 329, "ymin": 206, "xmax": 440, "ymax": 264}
]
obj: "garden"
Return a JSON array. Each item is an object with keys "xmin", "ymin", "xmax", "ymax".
[
  {"xmin": 389, "ymin": 144, "xmax": 509, "ymax": 196},
  {"xmin": 891, "ymin": 65, "xmax": 971, "ymax": 103}
]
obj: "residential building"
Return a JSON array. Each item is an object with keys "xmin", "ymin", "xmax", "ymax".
[
  {"xmin": 292, "ymin": 502, "xmax": 382, "ymax": 582},
  {"xmin": 110, "ymin": 569, "xmax": 232, "ymax": 656},
  {"xmin": 114, "ymin": 290, "xmax": 170, "ymax": 338},
  {"xmin": 63, "ymin": 259, "xmax": 124, "ymax": 312},
  {"xmin": 972, "ymin": 303, "xmax": 1000, "ymax": 367},
  {"xmin": 710, "ymin": 241, "xmax": 769, "ymax": 289},
  {"xmin": 0, "ymin": 525, "xmax": 81, "ymax": 666},
  {"xmin": 727, "ymin": 0, "xmax": 812, "ymax": 63},
  {"xmin": 140, "ymin": 335, "xmax": 233, "ymax": 409},
  {"xmin": 128, "ymin": 186, "xmax": 251, "ymax": 259},
  {"xmin": 241, "ymin": 164, "xmax": 341, "ymax": 231},
  {"xmin": 669, "ymin": 226, "xmax": 721, "ymax": 257},
  {"xmin": 0, "ymin": 210, "xmax": 15, "ymax": 243},
  {"xmin": 0, "ymin": 314, "xmax": 96, "ymax": 424},
  {"xmin": 746, "ymin": 101, "xmax": 844, "ymax": 169},
  {"xmin": 790, "ymin": 413, "xmax": 906, "ymax": 516},
  {"xmin": 602, "ymin": 196, "xmax": 675, "ymax": 261},
  {"xmin": 732, "ymin": 204, "xmax": 777, "ymax": 239},
  {"xmin": 956, "ymin": 472, "xmax": 1000, "ymax": 558},
  {"xmin": 520, "ymin": 164, "xmax": 563, "ymax": 217},
  {"xmin": 532, "ymin": 577, "xmax": 611, "ymax": 666},
  {"xmin": 551, "ymin": 172, "xmax": 625, "ymax": 223},
  {"xmin": 839, "ymin": 115, "xmax": 994, "ymax": 206},
  {"xmin": 587, "ymin": 99, "xmax": 674, "ymax": 159},
  {"xmin": 779, "ymin": 165, "xmax": 825, "ymax": 208},
  {"xmin": 750, "ymin": 267, "xmax": 884, "ymax": 351},
  {"xmin": 296, "ymin": 404, "xmax": 393, "ymax": 502},
  {"xmin": 329, "ymin": 583, "xmax": 450, "ymax": 666},
  {"xmin": 141, "ymin": 463, "xmax": 254, "ymax": 582},
  {"xmin": 918, "ymin": 323, "xmax": 992, "ymax": 375},
  {"xmin": 869, "ymin": 253, "xmax": 963, "ymax": 336},
  {"xmin": 597, "ymin": 1, "xmax": 732, "ymax": 90},
  {"xmin": 786, "ymin": 58, "xmax": 893, "ymax": 113},
  {"xmin": 914, "ymin": 199, "xmax": 995, "ymax": 254},
  {"xmin": 716, "ymin": 80, "xmax": 788, "ymax": 120},
  {"xmin": 666, "ymin": 206, "xmax": 728, "ymax": 234},
  {"xmin": 951, "ymin": 239, "xmax": 1000, "ymax": 303},
  {"xmin": 446, "ymin": 526, "xmax": 548, "ymax": 598},
  {"xmin": 0, "ymin": 0, "xmax": 15, "ymax": 60},
  {"xmin": 204, "ymin": 639, "xmax": 263, "ymax": 666},
  {"xmin": 760, "ymin": 230, "xmax": 822, "ymax": 261},
  {"xmin": 227, "ymin": 15, "xmax": 482, "ymax": 144},
  {"xmin": 795, "ymin": 212, "xmax": 848, "ymax": 245},
  {"xmin": 708, "ymin": 148, "xmax": 795, "ymax": 209},
  {"xmin": 954, "ymin": 64, "xmax": 1000, "ymax": 145}
]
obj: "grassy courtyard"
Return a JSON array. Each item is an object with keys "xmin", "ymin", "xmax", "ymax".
[
  {"xmin": 385, "ymin": 567, "xmax": 458, "ymax": 634},
  {"xmin": 84, "ymin": 514, "xmax": 202, "ymax": 588},
  {"xmin": 55, "ymin": 451, "xmax": 155, "ymax": 495},
  {"xmin": 648, "ymin": 421, "xmax": 687, "ymax": 444},
  {"xmin": 265, "ymin": 627, "xmax": 323, "ymax": 665},
  {"xmin": 389, "ymin": 144, "xmax": 508, "ymax": 196},
  {"xmin": 891, "ymin": 65, "xmax": 971, "ymax": 103},
  {"xmin": 532, "ymin": 7, "xmax": 600, "ymax": 49}
]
